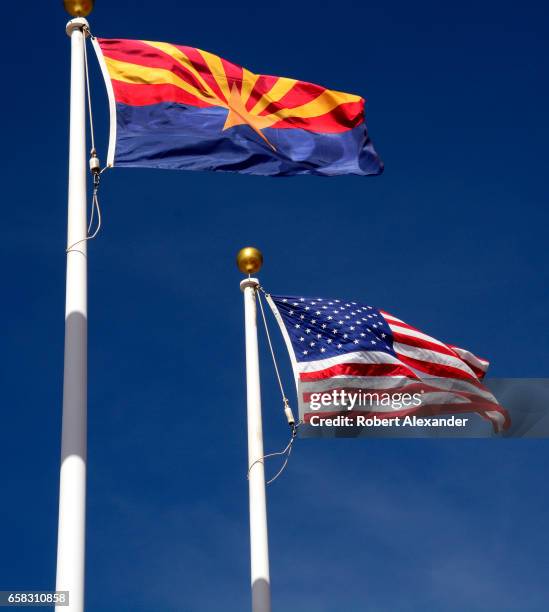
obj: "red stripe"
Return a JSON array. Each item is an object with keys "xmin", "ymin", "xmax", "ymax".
[
  {"xmin": 271, "ymin": 101, "xmax": 364, "ymax": 133},
  {"xmin": 392, "ymin": 331, "xmax": 490, "ymax": 380},
  {"xmin": 299, "ymin": 362, "xmax": 419, "ymax": 382},
  {"xmin": 98, "ymin": 38, "xmax": 174, "ymax": 67},
  {"xmin": 396, "ymin": 352, "xmax": 476, "ymax": 382},
  {"xmin": 220, "ymin": 56, "xmax": 245, "ymax": 90},
  {"xmin": 110, "ymin": 80, "xmax": 212, "ymax": 108},
  {"xmin": 391, "ymin": 330, "xmax": 456, "ymax": 358}
]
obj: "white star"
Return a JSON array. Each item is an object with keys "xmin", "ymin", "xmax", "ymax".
[
  {"xmin": 327, "ymin": 316, "xmax": 333, "ymax": 320},
  {"xmin": 295, "ymin": 324, "xmax": 300, "ymax": 328},
  {"xmin": 371, "ymin": 340, "xmax": 376, "ymax": 345},
  {"xmin": 303, "ymin": 350, "xmax": 308, "ymax": 355},
  {"xmin": 305, "ymin": 328, "xmax": 311, "ymax": 334},
  {"xmin": 381, "ymin": 333, "xmax": 387, "ymax": 338},
  {"xmin": 315, "ymin": 311, "xmax": 321, "ymax": 315},
  {"xmin": 343, "ymin": 333, "xmax": 348, "ymax": 339},
  {"xmin": 316, "ymin": 334, "xmax": 322, "ymax": 339},
  {"xmin": 310, "ymin": 341, "xmax": 315, "ymax": 347},
  {"xmin": 353, "ymin": 339, "xmax": 359, "ymax": 344},
  {"xmin": 322, "ymin": 324, "xmax": 327, "ymax": 329},
  {"xmin": 327, "ymin": 339, "xmax": 333, "ymax": 344},
  {"xmin": 337, "ymin": 343, "xmax": 342, "ymax": 348},
  {"xmin": 299, "ymin": 337, "xmax": 305, "ymax": 341},
  {"xmin": 320, "ymin": 347, "xmax": 326, "ymax": 353}
]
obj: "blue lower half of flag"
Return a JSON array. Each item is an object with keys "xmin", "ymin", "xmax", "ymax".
[{"xmin": 113, "ymin": 103, "xmax": 383, "ymax": 177}]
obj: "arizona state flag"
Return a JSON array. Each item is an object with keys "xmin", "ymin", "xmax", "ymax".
[{"xmin": 93, "ymin": 38, "xmax": 383, "ymax": 177}]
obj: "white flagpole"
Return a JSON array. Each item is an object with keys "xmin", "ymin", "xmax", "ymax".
[
  {"xmin": 238, "ymin": 248, "xmax": 271, "ymax": 612},
  {"xmin": 56, "ymin": 17, "xmax": 90, "ymax": 612}
]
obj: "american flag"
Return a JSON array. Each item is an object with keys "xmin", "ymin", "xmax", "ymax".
[{"xmin": 267, "ymin": 294, "xmax": 510, "ymax": 432}]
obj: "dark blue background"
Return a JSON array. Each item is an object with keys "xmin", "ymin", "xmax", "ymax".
[{"xmin": 1, "ymin": 1, "xmax": 548, "ymax": 610}]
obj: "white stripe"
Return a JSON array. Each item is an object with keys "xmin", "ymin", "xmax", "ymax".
[
  {"xmin": 381, "ymin": 311, "xmax": 406, "ymax": 324},
  {"xmin": 451, "ymin": 346, "xmax": 489, "ymax": 371},
  {"xmin": 386, "ymin": 317, "xmax": 489, "ymax": 374},
  {"xmin": 388, "ymin": 323, "xmax": 448, "ymax": 349},
  {"xmin": 296, "ymin": 350, "xmax": 406, "ymax": 374},
  {"xmin": 485, "ymin": 410, "xmax": 506, "ymax": 432},
  {"xmin": 393, "ymin": 342, "xmax": 477, "ymax": 377}
]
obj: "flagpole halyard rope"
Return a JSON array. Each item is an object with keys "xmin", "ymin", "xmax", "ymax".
[
  {"xmin": 247, "ymin": 429, "xmax": 297, "ymax": 485},
  {"xmin": 257, "ymin": 289, "xmax": 290, "ymax": 412},
  {"xmin": 66, "ymin": 27, "xmax": 108, "ymax": 255},
  {"xmin": 82, "ymin": 25, "xmax": 96, "ymax": 155},
  {"xmin": 247, "ymin": 288, "xmax": 299, "ymax": 485}
]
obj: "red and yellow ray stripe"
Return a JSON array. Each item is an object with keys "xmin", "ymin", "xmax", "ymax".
[{"xmin": 97, "ymin": 38, "xmax": 365, "ymax": 140}]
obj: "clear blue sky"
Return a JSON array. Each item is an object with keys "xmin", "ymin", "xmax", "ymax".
[{"xmin": 1, "ymin": 1, "xmax": 548, "ymax": 610}]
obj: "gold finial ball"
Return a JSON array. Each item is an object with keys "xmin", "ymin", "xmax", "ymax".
[
  {"xmin": 236, "ymin": 247, "xmax": 263, "ymax": 275},
  {"xmin": 64, "ymin": 0, "xmax": 95, "ymax": 17}
]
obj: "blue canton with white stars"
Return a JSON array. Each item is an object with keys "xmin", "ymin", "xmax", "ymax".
[{"xmin": 271, "ymin": 295, "xmax": 397, "ymax": 363}]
